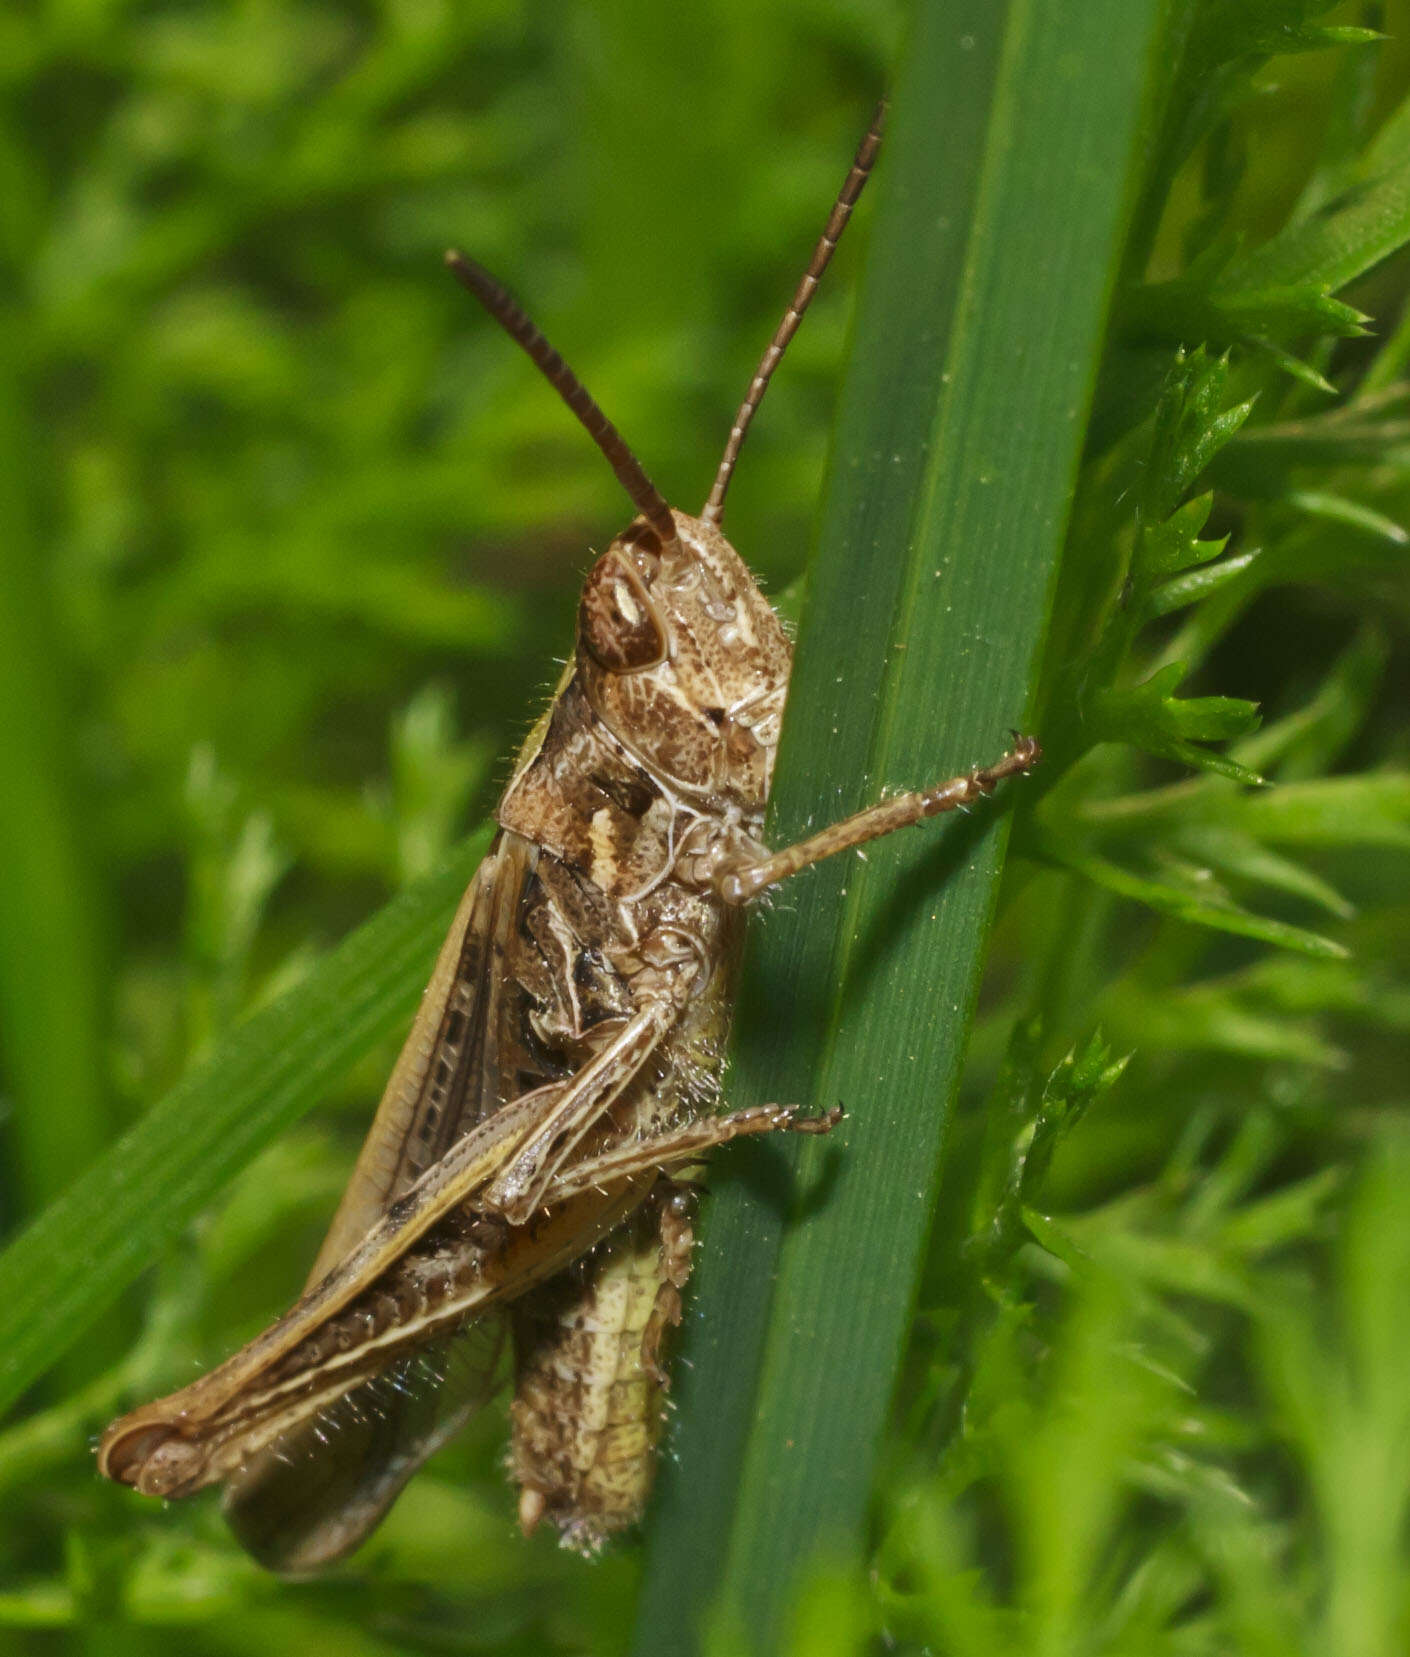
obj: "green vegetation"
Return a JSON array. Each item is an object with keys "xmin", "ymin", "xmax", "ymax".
[{"xmin": 0, "ymin": 2, "xmax": 1407, "ymax": 1654}]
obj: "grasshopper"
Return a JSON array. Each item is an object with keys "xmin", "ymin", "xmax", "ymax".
[{"xmin": 98, "ymin": 106, "xmax": 1039, "ymax": 1567}]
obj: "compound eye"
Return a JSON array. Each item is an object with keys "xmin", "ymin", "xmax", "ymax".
[{"xmin": 578, "ymin": 552, "xmax": 667, "ymax": 672}]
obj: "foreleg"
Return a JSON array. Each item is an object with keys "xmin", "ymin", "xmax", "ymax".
[{"xmin": 713, "ymin": 734, "xmax": 1040, "ymax": 904}]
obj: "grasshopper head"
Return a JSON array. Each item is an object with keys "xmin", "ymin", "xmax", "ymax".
[
  {"xmin": 576, "ymin": 509, "xmax": 792, "ymax": 809},
  {"xmin": 446, "ymin": 99, "xmax": 882, "ymax": 817}
]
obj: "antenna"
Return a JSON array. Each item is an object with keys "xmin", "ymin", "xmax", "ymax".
[
  {"xmin": 445, "ymin": 252, "xmax": 679, "ymax": 549},
  {"xmin": 701, "ymin": 103, "xmax": 885, "ymax": 528}
]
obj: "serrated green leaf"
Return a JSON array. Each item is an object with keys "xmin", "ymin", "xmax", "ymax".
[
  {"xmin": 1217, "ymin": 155, "xmax": 1410, "ymax": 297},
  {"xmin": 1169, "ymin": 742, "xmax": 1263, "ymax": 787},
  {"xmin": 1073, "ymin": 1225, "xmax": 1258, "ymax": 1309},
  {"xmin": 1174, "ymin": 825, "xmax": 1354, "ymax": 920},
  {"xmin": 1088, "ymin": 666, "xmax": 1262, "ymax": 781},
  {"xmin": 1243, "ymin": 953, "xmax": 1410, "ymax": 1032},
  {"xmin": 1104, "ymin": 977, "xmax": 1344, "ymax": 1066},
  {"xmin": 1142, "ymin": 350, "xmax": 1256, "ymax": 521},
  {"xmin": 1124, "ymin": 282, "xmax": 1367, "ymax": 356},
  {"xmin": 1245, "ymin": 336, "xmax": 1341, "ymax": 394},
  {"xmin": 1306, "ymin": 26, "xmax": 1387, "ymax": 47},
  {"xmin": 1164, "ymin": 693, "xmax": 1262, "ymax": 743},
  {"xmin": 976, "ymin": 1032, "xmax": 1131, "ymax": 1273},
  {"xmin": 1043, "ymin": 843, "xmax": 1349, "ymax": 959},
  {"xmin": 1285, "ymin": 489, "xmax": 1409, "ymax": 545},
  {"xmin": 1137, "ymin": 490, "xmax": 1225, "ymax": 580},
  {"xmin": 1222, "ymin": 774, "xmax": 1410, "ymax": 850},
  {"xmin": 1219, "ymin": 1169, "xmax": 1344, "ymax": 1255},
  {"xmin": 1143, "ymin": 549, "xmax": 1260, "ymax": 619}
]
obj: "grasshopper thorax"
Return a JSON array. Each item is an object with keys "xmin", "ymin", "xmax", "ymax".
[{"xmin": 575, "ymin": 509, "xmax": 791, "ymax": 809}]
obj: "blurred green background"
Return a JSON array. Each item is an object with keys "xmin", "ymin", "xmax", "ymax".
[
  {"xmin": 2, "ymin": 1, "xmax": 1410, "ymax": 1653},
  {"xmin": 0, "ymin": 2, "xmax": 896, "ymax": 1270},
  {"xmin": 0, "ymin": 3, "xmax": 896, "ymax": 1649}
]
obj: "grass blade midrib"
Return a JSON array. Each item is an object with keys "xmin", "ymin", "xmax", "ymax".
[{"xmin": 634, "ymin": 2, "xmax": 1170, "ymax": 1649}]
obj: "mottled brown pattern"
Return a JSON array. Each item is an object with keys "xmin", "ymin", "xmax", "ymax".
[
  {"xmin": 574, "ymin": 513, "xmax": 791, "ymax": 809},
  {"xmin": 511, "ymin": 1190, "xmax": 685, "ymax": 1550},
  {"xmin": 499, "ymin": 673, "xmax": 683, "ymax": 904},
  {"xmin": 98, "ymin": 108, "xmax": 1040, "ymax": 1569},
  {"xmin": 98, "ymin": 497, "xmax": 1034, "ymax": 1564}
]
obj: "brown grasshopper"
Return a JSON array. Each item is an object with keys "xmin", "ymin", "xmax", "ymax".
[{"xmin": 97, "ymin": 106, "xmax": 1039, "ymax": 1567}]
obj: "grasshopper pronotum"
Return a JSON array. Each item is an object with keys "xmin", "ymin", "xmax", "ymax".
[{"xmin": 99, "ymin": 105, "xmax": 1039, "ymax": 1566}]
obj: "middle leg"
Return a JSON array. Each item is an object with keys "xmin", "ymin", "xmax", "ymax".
[{"xmin": 539, "ymin": 1101, "xmax": 844, "ymax": 1207}]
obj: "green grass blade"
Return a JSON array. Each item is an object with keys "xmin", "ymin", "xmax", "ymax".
[
  {"xmin": 1219, "ymin": 111, "xmax": 1410, "ymax": 296},
  {"xmin": 632, "ymin": 2, "xmax": 1168, "ymax": 1650},
  {"xmin": 0, "ymin": 827, "xmax": 490, "ymax": 1419},
  {"xmin": 0, "ymin": 329, "xmax": 119, "ymax": 1390},
  {"xmin": 0, "ymin": 339, "xmax": 110, "ymax": 1221}
]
